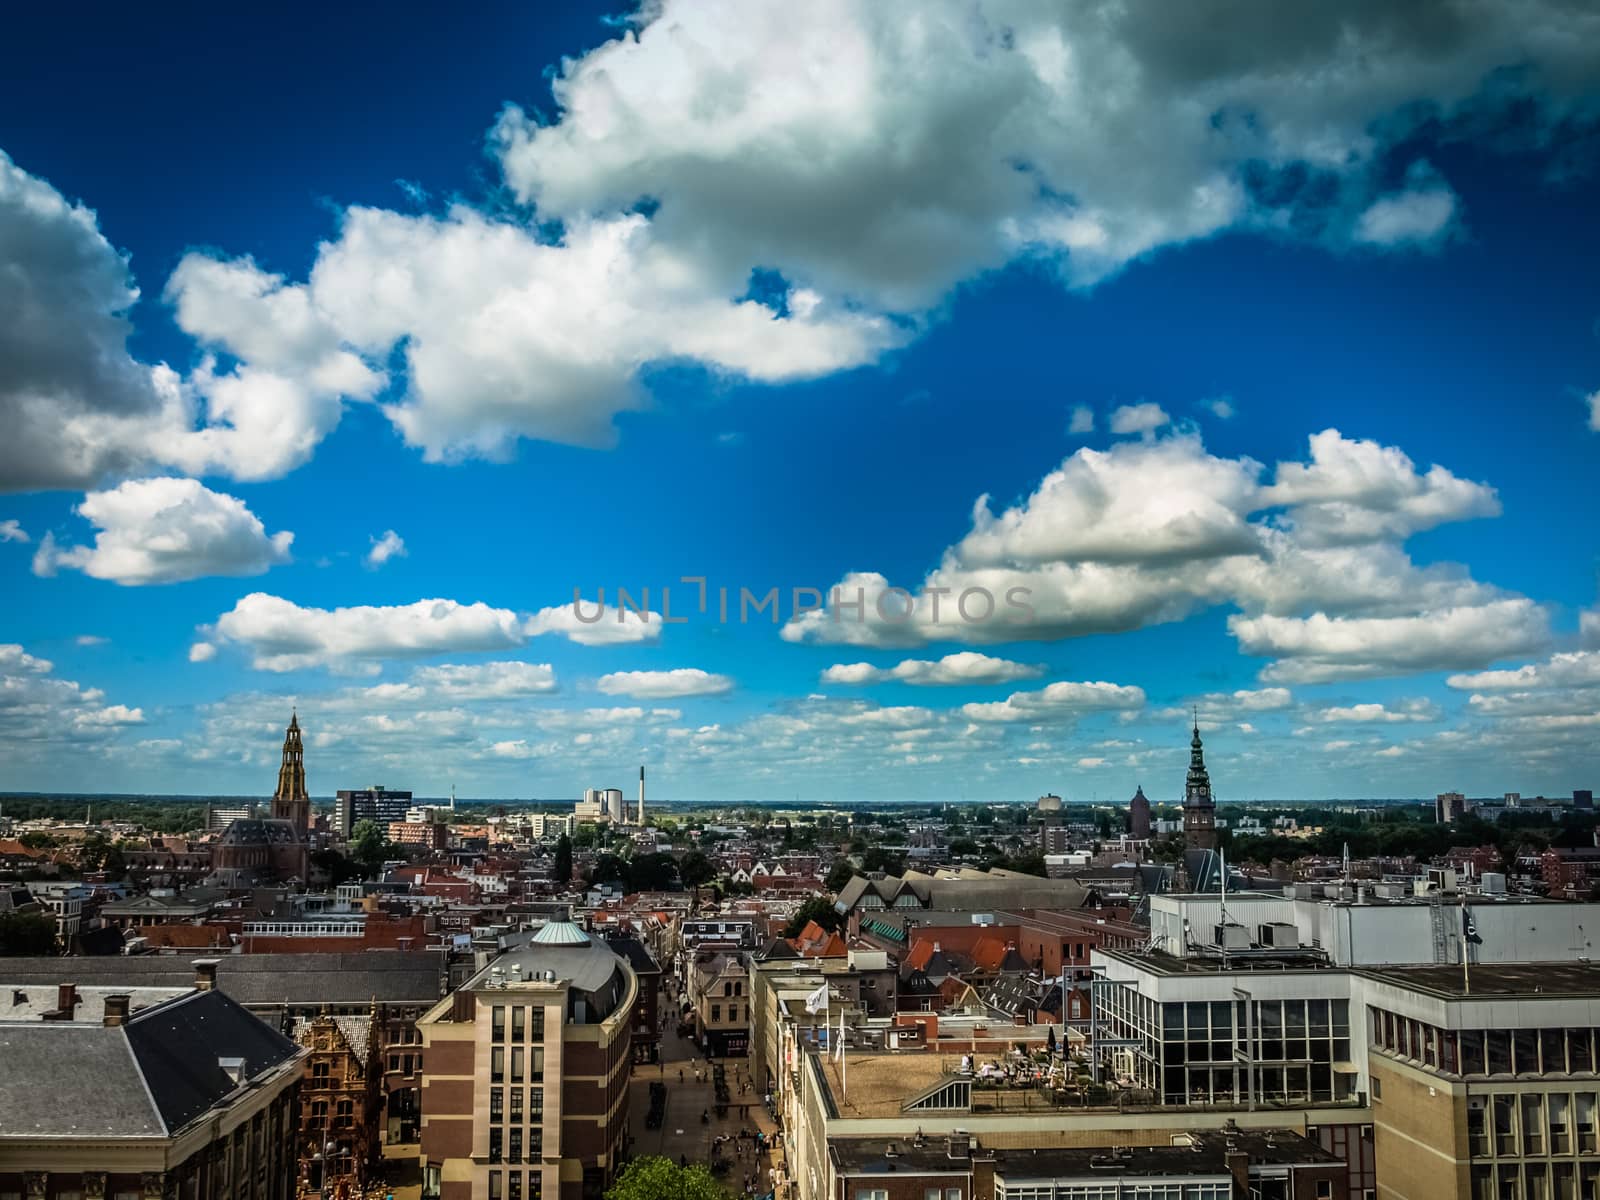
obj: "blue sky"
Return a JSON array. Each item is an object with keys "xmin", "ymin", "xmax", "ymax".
[{"xmin": 2, "ymin": 1, "xmax": 1598, "ymax": 802}]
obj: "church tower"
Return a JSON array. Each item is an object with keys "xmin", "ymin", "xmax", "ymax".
[
  {"xmin": 1182, "ymin": 710, "xmax": 1217, "ymax": 850},
  {"xmin": 271, "ymin": 710, "xmax": 311, "ymax": 835}
]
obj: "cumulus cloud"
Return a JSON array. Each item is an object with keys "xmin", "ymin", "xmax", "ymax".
[
  {"xmin": 0, "ymin": 519, "xmax": 28, "ymax": 543},
  {"xmin": 1108, "ymin": 402, "xmax": 1169, "ymax": 436},
  {"xmin": 1447, "ymin": 649, "xmax": 1600, "ymax": 692},
  {"xmin": 9, "ymin": 4, "xmax": 1597, "ymax": 487},
  {"xmin": 202, "ymin": 593, "xmax": 531, "ymax": 672},
  {"xmin": 822, "ymin": 652, "xmax": 1044, "ymax": 687},
  {"xmin": 960, "ymin": 680, "xmax": 1145, "ymax": 724},
  {"xmin": 1304, "ymin": 699, "xmax": 1441, "ymax": 723},
  {"xmin": 525, "ymin": 599, "xmax": 663, "ymax": 646},
  {"xmin": 30, "ymin": 477, "xmax": 292, "ymax": 585},
  {"xmin": 0, "ymin": 642, "xmax": 144, "ymax": 750},
  {"xmin": 409, "ymin": 661, "xmax": 558, "ymax": 699},
  {"xmin": 366, "ymin": 530, "xmax": 407, "ymax": 569},
  {"xmin": 188, "ymin": 642, "xmax": 217, "ymax": 663},
  {"xmin": 1354, "ymin": 168, "xmax": 1458, "ymax": 247},
  {"xmin": 785, "ymin": 426, "xmax": 1540, "ymax": 683},
  {"xmin": 1233, "ymin": 599, "xmax": 1548, "ymax": 683},
  {"xmin": 1151, "ymin": 687, "xmax": 1293, "ymax": 720},
  {"xmin": 596, "ymin": 668, "xmax": 734, "ymax": 699}
]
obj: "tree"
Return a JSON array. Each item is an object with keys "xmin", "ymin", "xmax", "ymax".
[
  {"xmin": 311, "ymin": 848, "xmax": 360, "ymax": 888},
  {"xmin": 677, "ymin": 850, "xmax": 716, "ymax": 888},
  {"xmin": 606, "ymin": 1156, "xmax": 729, "ymax": 1200},
  {"xmin": 629, "ymin": 853, "xmax": 678, "ymax": 892},
  {"xmin": 0, "ymin": 910, "xmax": 58, "ymax": 956},
  {"xmin": 824, "ymin": 859, "xmax": 855, "ymax": 892},
  {"xmin": 553, "ymin": 835, "xmax": 573, "ymax": 884},
  {"xmin": 784, "ymin": 896, "xmax": 842, "ymax": 938},
  {"xmin": 589, "ymin": 854, "xmax": 630, "ymax": 886},
  {"xmin": 349, "ymin": 819, "xmax": 386, "ymax": 869}
]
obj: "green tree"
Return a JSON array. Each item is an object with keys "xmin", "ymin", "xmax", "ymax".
[
  {"xmin": 0, "ymin": 910, "xmax": 58, "ymax": 956},
  {"xmin": 784, "ymin": 896, "xmax": 842, "ymax": 938},
  {"xmin": 349, "ymin": 819, "xmax": 386, "ymax": 869},
  {"xmin": 1005, "ymin": 851, "xmax": 1049, "ymax": 877},
  {"xmin": 606, "ymin": 1157, "xmax": 728, "ymax": 1200},
  {"xmin": 310, "ymin": 848, "xmax": 360, "ymax": 887},
  {"xmin": 629, "ymin": 853, "xmax": 678, "ymax": 892},
  {"xmin": 552, "ymin": 834, "xmax": 573, "ymax": 883},
  {"xmin": 677, "ymin": 850, "xmax": 716, "ymax": 888},
  {"xmin": 824, "ymin": 859, "xmax": 855, "ymax": 892}
]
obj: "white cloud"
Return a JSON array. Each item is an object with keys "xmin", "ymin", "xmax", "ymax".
[
  {"xmin": 1354, "ymin": 164, "xmax": 1457, "ymax": 247},
  {"xmin": 409, "ymin": 661, "xmax": 558, "ymax": 699},
  {"xmin": 0, "ymin": 519, "xmax": 28, "ymax": 543},
  {"xmin": 31, "ymin": 477, "xmax": 292, "ymax": 585},
  {"xmin": 1204, "ymin": 396, "xmax": 1236, "ymax": 420},
  {"xmin": 525, "ymin": 599, "xmax": 663, "ymax": 646},
  {"xmin": 1233, "ymin": 599, "xmax": 1548, "ymax": 683},
  {"xmin": 0, "ymin": 642, "xmax": 144, "ymax": 752},
  {"xmin": 1588, "ymin": 390, "xmax": 1600, "ymax": 433},
  {"xmin": 74, "ymin": 635, "xmax": 108, "ymax": 647},
  {"xmin": 1447, "ymin": 649, "xmax": 1600, "ymax": 692},
  {"xmin": 1067, "ymin": 404, "xmax": 1095, "ymax": 435},
  {"xmin": 596, "ymin": 668, "xmax": 734, "ymax": 699},
  {"xmin": 1583, "ymin": 606, "xmax": 1600, "ymax": 649},
  {"xmin": 785, "ymin": 426, "xmax": 1530, "ymax": 687},
  {"xmin": 821, "ymin": 652, "xmax": 1043, "ymax": 687},
  {"xmin": 1108, "ymin": 402, "xmax": 1169, "ymax": 436},
  {"xmin": 1305, "ymin": 699, "xmax": 1440, "ymax": 723},
  {"xmin": 366, "ymin": 530, "xmax": 407, "ymax": 569},
  {"xmin": 1151, "ymin": 687, "xmax": 1293, "ymax": 720},
  {"xmin": 206, "ymin": 593, "xmax": 530, "ymax": 672},
  {"xmin": 961, "ymin": 680, "xmax": 1145, "ymax": 724},
  {"xmin": 188, "ymin": 642, "xmax": 217, "ymax": 663}
]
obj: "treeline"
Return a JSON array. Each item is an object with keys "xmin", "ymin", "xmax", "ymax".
[
  {"xmin": 1, "ymin": 795, "xmax": 211, "ymax": 834},
  {"xmin": 1225, "ymin": 808, "xmax": 1600, "ymax": 869}
]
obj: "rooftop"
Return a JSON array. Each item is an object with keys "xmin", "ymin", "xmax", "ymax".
[{"xmin": 1358, "ymin": 961, "xmax": 1600, "ymax": 998}]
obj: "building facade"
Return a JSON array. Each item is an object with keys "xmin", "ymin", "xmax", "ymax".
[
  {"xmin": 335, "ymin": 787, "xmax": 414, "ymax": 839},
  {"xmin": 1182, "ymin": 718, "xmax": 1217, "ymax": 851},
  {"xmin": 294, "ymin": 1013, "xmax": 382, "ymax": 1199},
  {"xmin": 417, "ymin": 923, "xmax": 635, "ymax": 1200}
]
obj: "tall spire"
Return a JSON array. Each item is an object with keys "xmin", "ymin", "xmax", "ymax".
[
  {"xmin": 271, "ymin": 710, "xmax": 310, "ymax": 834},
  {"xmin": 1183, "ymin": 711, "xmax": 1217, "ymax": 851}
]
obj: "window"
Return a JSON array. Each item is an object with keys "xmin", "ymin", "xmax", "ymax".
[
  {"xmin": 711, "ymin": 1004, "xmax": 721, "ymax": 1022},
  {"xmin": 1523, "ymin": 1094, "xmax": 1545, "ymax": 1155},
  {"xmin": 493, "ymin": 1007, "xmax": 506, "ymax": 1043},
  {"xmin": 509, "ymin": 1173, "xmax": 522, "ymax": 1200},
  {"xmin": 489, "ymin": 1172, "xmax": 502, "ymax": 1200},
  {"xmin": 857, "ymin": 1192, "xmax": 888, "ymax": 1200},
  {"xmin": 511, "ymin": 1088, "xmax": 524, "ymax": 1122},
  {"xmin": 490, "ymin": 1088, "xmax": 504, "ymax": 1122},
  {"xmin": 311, "ymin": 1100, "xmax": 329, "ymax": 1120},
  {"xmin": 925, "ymin": 1189, "xmax": 940, "ymax": 1200},
  {"xmin": 529, "ymin": 1007, "xmax": 545, "ymax": 1040},
  {"xmin": 947, "ymin": 1190, "xmax": 961, "ymax": 1200},
  {"xmin": 490, "ymin": 1129, "xmax": 503, "ymax": 1164},
  {"xmin": 492, "ymin": 1047, "xmax": 505, "ymax": 1083},
  {"xmin": 1316, "ymin": 1185, "xmax": 1334, "ymax": 1200},
  {"xmin": 510, "ymin": 1128, "xmax": 523, "ymax": 1163},
  {"xmin": 1551, "ymin": 1093, "xmax": 1571, "ymax": 1154},
  {"xmin": 529, "ymin": 1088, "xmax": 544, "ymax": 1121},
  {"xmin": 312, "ymin": 1061, "xmax": 330, "ymax": 1085},
  {"xmin": 1576, "ymin": 1092, "xmax": 1597, "ymax": 1153},
  {"xmin": 513, "ymin": 1007, "xmax": 525, "ymax": 1041},
  {"xmin": 529, "ymin": 1129, "xmax": 543, "ymax": 1158},
  {"xmin": 729, "ymin": 1005, "xmax": 738, "ymax": 1022},
  {"xmin": 512, "ymin": 1047, "xmax": 525, "ymax": 1083}
]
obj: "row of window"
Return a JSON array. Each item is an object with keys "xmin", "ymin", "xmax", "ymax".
[
  {"xmin": 1371, "ymin": 1010, "xmax": 1600, "ymax": 1078},
  {"xmin": 490, "ymin": 1046, "xmax": 546, "ymax": 1084},
  {"xmin": 1468, "ymin": 1160, "xmax": 1600, "ymax": 1200},
  {"xmin": 488, "ymin": 1086, "xmax": 544, "ymax": 1125},
  {"xmin": 709, "ymin": 1004, "xmax": 740, "ymax": 1022},
  {"xmin": 487, "ymin": 1127, "xmax": 544, "ymax": 1163},
  {"xmin": 994, "ymin": 1184, "xmax": 1234, "ymax": 1200},
  {"xmin": 491, "ymin": 1005, "xmax": 547, "ymax": 1044},
  {"xmin": 486, "ymin": 1170, "xmax": 542, "ymax": 1200},
  {"xmin": 1465, "ymin": 1092, "xmax": 1600, "ymax": 1159}
]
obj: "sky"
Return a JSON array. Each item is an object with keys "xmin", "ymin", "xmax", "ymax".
[{"xmin": 2, "ymin": 0, "xmax": 1599, "ymax": 803}]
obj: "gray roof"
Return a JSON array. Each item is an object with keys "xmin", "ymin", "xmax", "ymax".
[
  {"xmin": 2, "ymin": 984, "xmax": 188, "ymax": 1021},
  {"xmin": 0, "ymin": 952, "xmax": 446, "ymax": 1007},
  {"xmin": 0, "ymin": 988, "xmax": 298, "ymax": 1139}
]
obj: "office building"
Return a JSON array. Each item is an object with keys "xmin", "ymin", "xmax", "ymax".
[
  {"xmin": 417, "ymin": 922, "xmax": 636, "ymax": 1200},
  {"xmin": 1436, "ymin": 792, "xmax": 1467, "ymax": 824},
  {"xmin": 335, "ymin": 785, "xmax": 414, "ymax": 837}
]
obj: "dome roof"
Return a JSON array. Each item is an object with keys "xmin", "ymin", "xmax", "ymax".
[{"xmin": 531, "ymin": 920, "xmax": 592, "ymax": 946}]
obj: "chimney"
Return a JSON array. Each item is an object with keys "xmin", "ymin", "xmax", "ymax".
[
  {"xmin": 103, "ymin": 994, "xmax": 132, "ymax": 1027},
  {"xmin": 1225, "ymin": 1149, "xmax": 1250, "ymax": 1196},
  {"xmin": 58, "ymin": 983, "xmax": 79, "ymax": 1013},
  {"xmin": 192, "ymin": 958, "xmax": 220, "ymax": 991}
]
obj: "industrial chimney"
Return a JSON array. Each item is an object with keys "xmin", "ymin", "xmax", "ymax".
[{"xmin": 638, "ymin": 765, "xmax": 646, "ymax": 827}]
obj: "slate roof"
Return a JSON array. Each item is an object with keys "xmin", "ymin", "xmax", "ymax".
[
  {"xmin": 0, "ymin": 952, "xmax": 447, "ymax": 1006},
  {"xmin": 0, "ymin": 988, "xmax": 299, "ymax": 1139}
]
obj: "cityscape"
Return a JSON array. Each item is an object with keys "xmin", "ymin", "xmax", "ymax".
[{"xmin": 4, "ymin": 6, "xmax": 1600, "ymax": 1200}]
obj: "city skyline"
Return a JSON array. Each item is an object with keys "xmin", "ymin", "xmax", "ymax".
[{"xmin": 3, "ymin": 2, "xmax": 1599, "ymax": 801}]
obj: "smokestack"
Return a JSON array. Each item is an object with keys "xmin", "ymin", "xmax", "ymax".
[
  {"xmin": 638, "ymin": 765, "xmax": 646, "ymax": 827},
  {"xmin": 192, "ymin": 958, "xmax": 220, "ymax": 991},
  {"xmin": 103, "ymin": 994, "xmax": 131, "ymax": 1027}
]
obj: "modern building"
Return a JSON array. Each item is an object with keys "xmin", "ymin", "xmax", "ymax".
[
  {"xmin": 335, "ymin": 786, "xmax": 415, "ymax": 838},
  {"xmin": 1436, "ymin": 792, "xmax": 1467, "ymax": 824},
  {"xmin": 390, "ymin": 820, "xmax": 449, "ymax": 851},
  {"xmin": 1183, "ymin": 718, "xmax": 1218, "ymax": 851},
  {"xmin": 417, "ymin": 922, "xmax": 636, "ymax": 1200},
  {"xmin": 0, "ymin": 975, "xmax": 304, "ymax": 1200},
  {"xmin": 205, "ymin": 802, "xmax": 256, "ymax": 831}
]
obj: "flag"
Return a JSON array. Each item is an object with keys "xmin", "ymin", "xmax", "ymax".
[
  {"xmin": 1462, "ymin": 905, "xmax": 1482, "ymax": 945},
  {"xmin": 803, "ymin": 983, "xmax": 828, "ymax": 1014}
]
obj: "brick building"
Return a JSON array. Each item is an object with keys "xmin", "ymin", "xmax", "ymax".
[{"xmin": 293, "ymin": 1012, "xmax": 382, "ymax": 1199}]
